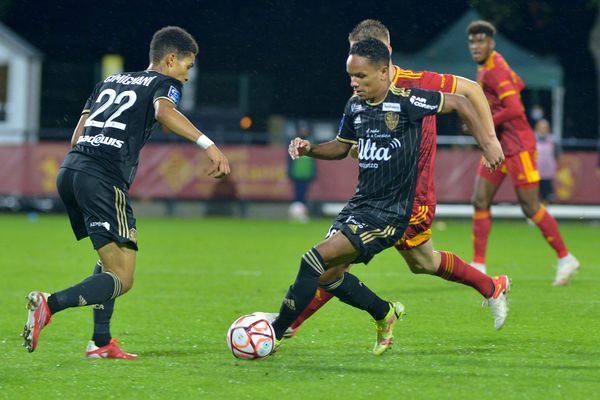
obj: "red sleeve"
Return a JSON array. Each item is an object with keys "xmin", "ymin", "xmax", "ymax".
[
  {"xmin": 492, "ymin": 94, "xmax": 524, "ymax": 126},
  {"xmin": 486, "ymin": 67, "xmax": 525, "ymax": 126},
  {"xmin": 487, "ymin": 66, "xmax": 519, "ymax": 102},
  {"xmin": 420, "ymin": 71, "xmax": 457, "ymax": 93}
]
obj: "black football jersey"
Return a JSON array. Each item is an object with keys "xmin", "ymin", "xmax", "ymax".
[
  {"xmin": 336, "ymin": 86, "xmax": 444, "ymax": 226},
  {"xmin": 61, "ymin": 70, "xmax": 183, "ymax": 187}
]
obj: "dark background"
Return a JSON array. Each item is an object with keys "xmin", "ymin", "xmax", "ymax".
[{"xmin": 1, "ymin": 0, "xmax": 598, "ymax": 141}]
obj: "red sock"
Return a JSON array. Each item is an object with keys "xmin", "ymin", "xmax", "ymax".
[
  {"xmin": 290, "ymin": 288, "xmax": 334, "ymax": 330},
  {"xmin": 531, "ymin": 206, "xmax": 569, "ymax": 258},
  {"xmin": 472, "ymin": 208, "xmax": 492, "ymax": 264},
  {"xmin": 435, "ymin": 251, "xmax": 494, "ymax": 298}
]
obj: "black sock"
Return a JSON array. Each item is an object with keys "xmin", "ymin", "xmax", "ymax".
[
  {"xmin": 47, "ymin": 269, "xmax": 122, "ymax": 315},
  {"xmin": 91, "ymin": 261, "xmax": 114, "ymax": 347},
  {"xmin": 325, "ymin": 273, "xmax": 390, "ymax": 320},
  {"xmin": 272, "ymin": 248, "xmax": 325, "ymax": 339}
]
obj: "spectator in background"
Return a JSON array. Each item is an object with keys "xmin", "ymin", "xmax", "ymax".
[
  {"xmin": 535, "ymin": 118, "xmax": 557, "ymax": 204},
  {"xmin": 287, "ymin": 121, "xmax": 316, "ymax": 222},
  {"xmin": 529, "ymin": 104, "xmax": 545, "ymax": 126}
]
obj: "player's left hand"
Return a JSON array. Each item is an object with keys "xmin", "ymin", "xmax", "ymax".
[{"xmin": 481, "ymin": 138, "xmax": 504, "ymax": 171}]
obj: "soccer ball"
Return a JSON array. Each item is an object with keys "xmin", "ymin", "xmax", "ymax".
[{"xmin": 226, "ymin": 313, "xmax": 275, "ymax": 360}]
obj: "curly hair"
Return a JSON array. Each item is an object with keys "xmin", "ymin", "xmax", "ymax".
[{"xmin": 149, "ymin": 26, "xmax": 198, "ymax": 63}]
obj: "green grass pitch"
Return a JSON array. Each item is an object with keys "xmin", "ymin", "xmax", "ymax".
[{"xmin": 0, "ymin": 214, "xmax": 598, "ymax": 399}]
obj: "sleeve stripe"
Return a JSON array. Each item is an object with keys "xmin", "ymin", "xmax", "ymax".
[
  {"xmin": 499, "ymin": 81, "xmax": 512, "ymax": 87},
  {"xmin": 498, "ymin": 90, "xmax": 517, "ymax": 100},
  {"xmin": 153, "ymin": 96, "xmax": 177, "ymax": 106},
  {"xmin": 450, "ymin": 75, "xmax": 457, "ymax": 94},
  {"xmin": 437, "ymin": 92, "xmax": 445, "ymax": 112},
  {"xmin": 336, "ymin": 136, "xmax": 357, "ymax": 145},
  {"xmin": 81, "ymin": 109, "xmax": 90, "ymax": 115}
]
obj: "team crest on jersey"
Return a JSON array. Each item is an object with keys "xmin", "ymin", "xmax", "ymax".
[
  {"xmin": 384, "ymin": 112, "xmax": 399, "ymax": 130},
  {"xmin": 167, "ymin": 85, "xmax": 181, "ymax": 105}
]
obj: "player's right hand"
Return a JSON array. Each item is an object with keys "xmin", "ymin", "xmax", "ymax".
[
  {"xmin": 205, "ymin": 145, "xmax": 231, "ymax": 178},
  {"xmin": 288, "ymin": 137, "xmax": 311, "ymax": 160},
  {"xmin": 481, "ymin": 138, "xmax": 504, "ymax": 171}
]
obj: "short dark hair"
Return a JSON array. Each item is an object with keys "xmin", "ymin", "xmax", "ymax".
[
  {"xmin": 348, "ymin": 19, "xmax": 389, "ymax": 44},
  {"xmin": 149, "ymin": 26, "xmax": 198, "ymax": 63},
  {"xmin": 349, "ymin": 38, "xmax": 390, "ymax": 68},
  {"xmin": 466, "ymin": 20, "xmax": 496, "ymax": 37}
]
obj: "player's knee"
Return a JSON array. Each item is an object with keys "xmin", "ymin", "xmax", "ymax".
[
  {"xmin": 120, "ymin": 276, "xmax": 134, "ymax": 293},
  {"xmin": 407, "ymin": 262, "xmax": 434, "ymax": 274},
  {"xmin": 319, "ymin": 264, "xmax": 347, "ymax": 283},
  {"xmin": 472, "ymin": 194, "xmax": 489, "ymax": 210},
  {"xmin": 519, "ymin": 201, "xmax": 540, "ymax": 218},
  {"xmin": 102, "ymin": 264, "xmax": 134, "ymax": 294}
]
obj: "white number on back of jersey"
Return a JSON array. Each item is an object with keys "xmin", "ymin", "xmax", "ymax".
[{"xmin": 85, "ymin": 89, "xmax": 137, "ymax": 131}]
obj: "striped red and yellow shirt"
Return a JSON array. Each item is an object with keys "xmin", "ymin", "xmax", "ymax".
[
  {"xmin": 392, "ymin": 66, "xmax": 457, "ymax": 207},
  {"xmin": 477, "ymin": 51, "xmax": 536, "ymax": 156}
]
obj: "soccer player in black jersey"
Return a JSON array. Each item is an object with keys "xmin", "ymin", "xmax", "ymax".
[
  {"xmin": 21, "ymin": 26, "xmax": 230, "ymax": 358},
  {"xmin": 269, "ymin": 38, "xmax": 503, "ymax": 354}
]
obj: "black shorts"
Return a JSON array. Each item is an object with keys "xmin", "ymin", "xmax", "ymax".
[
  {"xmin": 326, "ymin": 208, "xmax": 407, "ymax": 264},
  {"xmin": 56, "ymin": 167, "xmax": 138, "ymax": 251}
]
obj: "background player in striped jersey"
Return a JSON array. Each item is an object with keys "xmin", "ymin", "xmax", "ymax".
[
  {"xmin": 283, "ymin": 20, "xmax": 511, "ymax": 342},
  {"xmin": 21, "ymin": 26, "xmax": 230, "ymax": 358},
  {"xmin": 270, "ymin": 38, "xmax": 503, "ymax": 355},
  {"xmin": 467, "ymin": 20, "xmax": 579, "ymax": 285}
]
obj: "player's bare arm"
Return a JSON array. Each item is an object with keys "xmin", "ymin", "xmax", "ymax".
[
  {"xmin": 70, "ymin": 113, "xmax": 89, "ymax": 148},
  {"xmin": 441, "ymin": 93, "xmax": 504, "ymax": 170},
  {"xmin": 288, "ymin": 137, "xmax": 351, "ymax": 160},
  {"xmin": 455, "ymin": 76, "xmax": 496, "ymax": 140},
  {"xmin": 154, "ymin": 98, "xmax": 230, "ymax": 178}
]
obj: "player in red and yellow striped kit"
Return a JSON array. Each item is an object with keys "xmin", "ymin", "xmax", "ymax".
[
  {"xmin": 283, "ymin": 20, "xmax": 510, "ymax": 342},
  {"xmin": 467, "ymin": 20, "xmax": 579, "ymax": 285}
]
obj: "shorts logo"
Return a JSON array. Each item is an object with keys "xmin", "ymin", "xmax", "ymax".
[
  {"xmin": 90, "ymin": 221, "xmax": 110, "ymax": 231},
  {"xmin": 129, "ymin": 228, "xmax": 137, "ymax": 242},
  {"xmin": 384, "ymin": 112, "xmax": 399, "ymax": 130},
  {"xmin": 344, "ymin": 216, "xmax": 367, "ymax": 229},
  {"xmin": 168, "ymin": 85, "xmax": 181, "ymax": 105},
  {"xmin": 348, "ymin": 224, "xmax": 358, "ymax": 234}
]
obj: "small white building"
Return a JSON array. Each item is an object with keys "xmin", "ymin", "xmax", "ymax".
[{"xmin": 0, "ymin": 22, "xmax": 42, "ymax": 143}]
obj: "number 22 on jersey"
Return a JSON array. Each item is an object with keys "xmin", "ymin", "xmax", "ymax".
[{"xmin": 85, "ymin": 88, "xmax": 137, "ymax": 131}]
